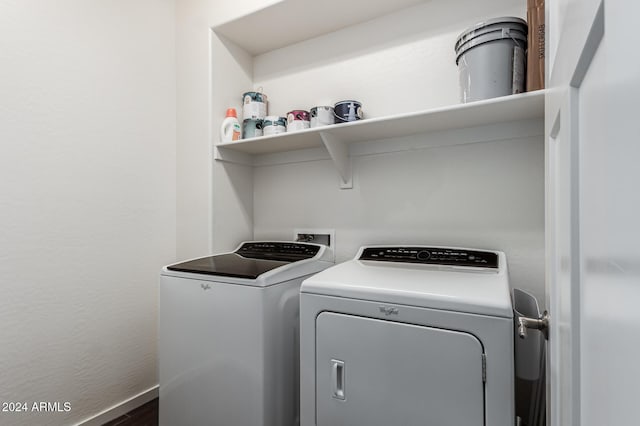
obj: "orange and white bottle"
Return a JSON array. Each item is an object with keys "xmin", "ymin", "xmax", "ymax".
[{"xmin": 220, "ymin": 108, "xmax": 241, "ymax": 142}]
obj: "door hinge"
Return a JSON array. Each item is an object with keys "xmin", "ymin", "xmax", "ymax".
[{"xmin": 482, "ymin": 354, "xmax": 486, "ymax": 383}]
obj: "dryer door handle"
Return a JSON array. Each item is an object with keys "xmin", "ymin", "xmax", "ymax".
[{"xmin": 331, "ymin": 359, "xmax": 345, "ymax": 400}]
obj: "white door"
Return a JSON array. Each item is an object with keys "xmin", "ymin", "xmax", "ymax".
[
  {"xmin": 315, "ymin": 312, "xmax": 485, "ymax": 426},
  {"xmin": 546, "ymin": 1, "xmax": 640, "ymax": 425}
]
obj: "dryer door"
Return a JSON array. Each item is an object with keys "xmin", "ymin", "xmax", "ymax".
[{"xmin": 316, "ymin": 312, "xmax": 485, "ymax": 426}]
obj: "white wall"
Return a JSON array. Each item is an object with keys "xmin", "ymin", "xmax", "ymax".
[
  {"xmin": 176, "ymin": 0, "xmax": 214, "ymax": 259},
  {"xmin": 176, "ymin": 0, "xmax": 278, "ymax": 258},
  {"xmin": 0, "ymin": 1, "xmax": 176, "ymax": 424},
  {"xmin": 253, "ymin": 0, "xmax": 525, "ymax": 117},
  {"xmin": 253, "ymin": 122, "xmax": 546, "ymax": 303}
]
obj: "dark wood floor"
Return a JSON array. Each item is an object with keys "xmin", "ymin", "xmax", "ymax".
[{"xmin": 102, "ymin": 398, "xmax": 158, "ymax": 426}]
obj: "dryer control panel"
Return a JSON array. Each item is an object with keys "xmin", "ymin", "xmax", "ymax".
[{"xmin": 359, "ymin": 246, "xmax": 498, "ymax": 269}]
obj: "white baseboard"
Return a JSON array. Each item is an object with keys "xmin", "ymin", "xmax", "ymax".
[{"xmin": 75, "ymin": 385, "xmax": 159, "ymax": 426}]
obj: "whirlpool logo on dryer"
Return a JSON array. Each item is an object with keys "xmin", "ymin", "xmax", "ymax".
[{"xmin": 379, "ymin": 305, "xmax": 399, "ymax": 316}]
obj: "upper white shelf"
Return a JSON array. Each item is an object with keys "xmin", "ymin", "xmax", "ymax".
[
  {"xmin": 212, "ymin": 0, "xmax": 427, "ymax": 55},
  {"xmin": 216, "ymin": 90, "xmax": 545, "ymax": 156}
]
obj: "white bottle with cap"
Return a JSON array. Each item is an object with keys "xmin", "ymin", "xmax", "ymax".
[{"xmin": 220, "ymin": 108, "xmax": 241, "ymax": 142}]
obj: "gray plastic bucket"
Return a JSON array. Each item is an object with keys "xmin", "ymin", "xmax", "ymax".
[{"xmin": 454, "ymin": 17, "xmax": 528, "ymax": 103}]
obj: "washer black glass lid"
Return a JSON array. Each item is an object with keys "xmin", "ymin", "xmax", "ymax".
[{"xmin": 167, "ymin": 242, "xmax": 321, "ymax": 279}]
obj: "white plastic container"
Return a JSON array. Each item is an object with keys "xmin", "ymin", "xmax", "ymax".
[{"xmin": 220, "ymin": 108, "xmax": 241, "ymax": 142}]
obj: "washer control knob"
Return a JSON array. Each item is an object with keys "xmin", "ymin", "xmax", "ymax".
[{"xmin": 416, "ymin": 250, "xmax": 431, "ymax": 261}]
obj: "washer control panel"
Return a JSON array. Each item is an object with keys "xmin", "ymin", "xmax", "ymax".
[
  {"xmin": 237, "ymin": 242, "xmax": 320, "ymax": 261},
  {"xmin": 359, "ymin": 246, "xmax": 498, "ymax": 268}
]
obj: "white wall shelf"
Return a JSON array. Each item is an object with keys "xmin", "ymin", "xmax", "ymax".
[
  {"xmin": 215, "ymin": 90, "xmax": 545, "ymax": 187},
  {"xmin": 212, "ymin": 0, "xmax": 427, "ymax": 56}
]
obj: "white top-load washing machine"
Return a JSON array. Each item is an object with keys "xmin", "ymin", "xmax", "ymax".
[
  {"xmin": 159, "ymin": 241, "xmax": 333, "ymax": 426},
  {"xmin": 300, "ymin": 245, "xmax": 514, "ymax": 426}
]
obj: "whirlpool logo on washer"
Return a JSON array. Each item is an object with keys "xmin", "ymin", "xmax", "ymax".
[
  {"xmin": 201, "ymin": 283, "xmax": 211, "ymax": 290},
  {"xmin": 379, "ymin": 305, "xmax": 399, "ymax": 316}
]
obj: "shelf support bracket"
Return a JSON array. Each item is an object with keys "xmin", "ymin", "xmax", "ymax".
[
  {"xmin": 320, "ymin": 131, "xmax": 352, "ymax": 189},
  {"xmin": 214, "ymin": 145, "xmax": 253, "ymax": 166}
]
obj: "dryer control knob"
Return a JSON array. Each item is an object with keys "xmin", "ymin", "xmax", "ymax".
[{"xmin": 416, "ymin": 250, "xmax": 431, "ymax": 261}]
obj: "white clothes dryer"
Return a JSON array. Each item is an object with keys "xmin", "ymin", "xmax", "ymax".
[
  {"xmin": 159, "ymin": 241, "xmax": 333, "ymax": 426},
  {"xmin": 300, "ymin": 245, "xmax": 514, "ymax": 426}
]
